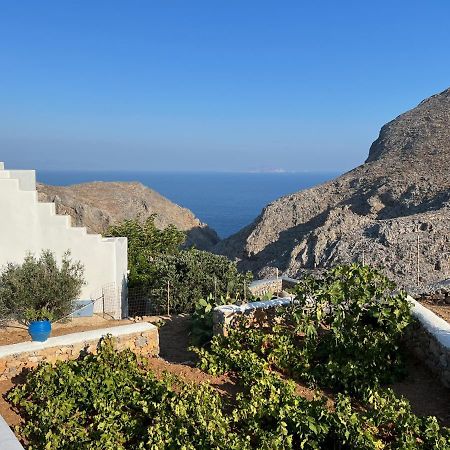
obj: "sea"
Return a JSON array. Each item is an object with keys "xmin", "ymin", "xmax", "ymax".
[{"xmin": 37, "ymin": 171, "xmax": 340, "ymax": 239}]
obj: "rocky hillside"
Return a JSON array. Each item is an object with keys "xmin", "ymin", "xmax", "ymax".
[
  {"xmin": 37, "ymin": 182, "xmax": 219, "ymax": 250},
  {"xmin": 214, "ymin": 87, "xmax": 450, "ymax": 294}
]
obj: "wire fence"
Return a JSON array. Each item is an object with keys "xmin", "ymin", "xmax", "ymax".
[
  {"xmin": 88, "ymin": 282, "xmax": 122, "ymax": 319},
  {"xmin": 126, "ymin": 278, "xmax": 251, "ymax": 318},
  {"xmin": 127, "ymin": 285, "xmax": 169, "ymax": 317}
]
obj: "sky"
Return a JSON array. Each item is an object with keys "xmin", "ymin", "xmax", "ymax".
[{"xmin": 1, "ymin": 1, "xmax": 450, "ymax": 172}]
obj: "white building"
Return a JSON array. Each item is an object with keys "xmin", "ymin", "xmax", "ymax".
[{"xmin": 0, "ymin": 162, "xmax": 128, "ymax": 318}]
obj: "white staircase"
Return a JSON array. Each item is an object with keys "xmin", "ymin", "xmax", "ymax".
[{"xmin": 0, "ymin": 163, "xmax": 128, "ymax": 318}]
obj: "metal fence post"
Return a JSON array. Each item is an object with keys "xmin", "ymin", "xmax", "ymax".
[{"xmin": 167, "ymin": 280, "xmax": 170, "ymax": 317}]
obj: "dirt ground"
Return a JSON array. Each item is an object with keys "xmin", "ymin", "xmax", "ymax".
[
  {"xmin": 0, "ymin": 314, "xmax": 165, "ymax": 346},
  {"xmin": 419, "ymin": 300, "xmax": 450, "ymax": 324},
  {"xmin": 390, "ymin": 355, "xmax": 450, "ymax": 425},
  {"xmin": 1, "ymin": 314, "xmax": 449, "ymax": 435}
]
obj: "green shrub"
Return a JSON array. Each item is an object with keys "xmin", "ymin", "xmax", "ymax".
[
  {"xmin": 290, "ymin": 264, "xmax": 412, "ymax": 391},
  {"xmin": 194, "ymin": 264, "xmax": 412, "ymax": 393},
  {"xmin": 129, "ymin": 248, "xmax": 252, "ymax": 314},
  {"xmin": 108, "ymin": 216, "xmax": 252, "ymax": 314},
  {"xmin": 0, "ymin": 250, "xmax": 85, "ymax": 323},
  {"xmin": 8, "ymin": 337, "xmax": 246, "ymax": 449},
  {"xmin": 190, "ymin": 293, "xmax": 241, "ymax": 345},
  {"xmin": 9, "ymin": 337, "xmax": 449, "ymax": 449},
  {"xmin": 107, "ymin": 215, "xmax": 185, "ymax": 285}
]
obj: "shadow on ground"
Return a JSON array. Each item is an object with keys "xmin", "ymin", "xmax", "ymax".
[{"xmin": 158, "ymin": 314, "xmax": 196, "ymax": 364}]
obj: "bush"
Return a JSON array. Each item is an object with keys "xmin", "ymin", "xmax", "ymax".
[
  {"xmin": 0, "ymin": 250, "xmax": 85, "ymax": 323},
  {"xmin": 107, "ymin": 215, "xmax": 186, "ymax": 285},
  {"xmin": 194, "ymin": 264, "xmax": 412, "ymax": 393},
  {"xmin": 290, "ymin": 264, "xmax": 412, "ymax": 391},
  {"xmin": 8, "ymin": 337, "xmax": 246, "ymax": 449},
  {"xmin": 190, "ymin": 293, "xmax": 240, "ymax": 345},
  {"xmin": 8, "ymin": 337, "xmax": 449, "ymax": 449},
  {"xmin": 128, "ymin": 248, "xmax": 252, "ymax": 315},
  {"xmin": 108, "ymin": 216, "xmax": 252, "ymax": 315}
]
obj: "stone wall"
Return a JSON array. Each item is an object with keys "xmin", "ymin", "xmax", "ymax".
[
  {"xmin": 213, "ymin": 297, "xmax": 294, "ymax": 336},
  {"xmin": 249, "ymin": 276, "xmax": 299, "ymax": 298},
  {"xmin": 0, "ymin": 323, "xmax": 159, "ymax": 381},
  {"xmin": 406, "ymin": 297, "xmax": 450, "ymax": 388}
]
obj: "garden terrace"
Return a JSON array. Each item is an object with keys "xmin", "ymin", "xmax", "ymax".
[
  {"xmin": 0, "ymin": 322, "xmax": 159, "ymax": 381},
  {"xmin": 1, "ymin": 266, "xmax": 450, "ymax": 448},
  {"xmin": 0, "ymin": 313, "xmax": 450, "ymax": 448}
]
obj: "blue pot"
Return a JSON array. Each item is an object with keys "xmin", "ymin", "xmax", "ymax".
[{"xmin": 28, "ymin": 320, "xmax": 52, "ymax": 342}]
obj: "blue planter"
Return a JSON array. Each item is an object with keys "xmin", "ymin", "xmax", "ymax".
[{"xmin": 28, "ymin": 320, "xmax": 52, "ymax": 342}]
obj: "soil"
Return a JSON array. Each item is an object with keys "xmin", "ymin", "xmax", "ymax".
[
  {"xmin": 0, "ymin": 314, "xmax": 164, "ymax": 346},
  {"xmin": 390, "ymin": 355, "xmax": 450, "ymax": 426},
  {"xmin": 147, "ymin": 316, "xmax": 450, "ymax": 426},
  {"xmin": 0, "ymin": 314, "xmax": 449, "ymax": 438},
  {"xmin": 418, "ymin": 300, "xmax": 450, "ymax": 324},
  {"xmin": 0, "ymin": 379, "xmax": 20, "ymax": 428}
]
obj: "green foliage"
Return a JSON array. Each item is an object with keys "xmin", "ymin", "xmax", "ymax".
[
  {"xmin": 290, "ymin": 264, "xmax": 412, "ymax": 391},
  {"xmin": 10, "ymin": 337, "xmax": 449, "ymax": 449},
  {"xmin": 196, "ymin": 264, "xmax": 412, "ymax": 394},
  {"xmin": 0, "ymin": 250, "xmax": 85, "ymax": 323},
  {"xmin": 108, "ymin": 216, "xmax": 252, "ymax": 314},
  {"xmin": 107, "ymin": 215, "xmax": 185, "ymax": 285},
  {"xmin": 190, "ymin": 293, "xmax": 240, "ymax": 345},
  {"xmin": 132, "ymin": 248, "xmax": 252, "ymax": 314},
  {"xmin": 8, "ymin": 336, "xmax": 245, "ymax": 449},
  {"xmin": 7, "ymin": 263, "xmax": 449, "ymax": 448},
  {"xmin": 194, "ymin": 332, "xmax": 450, "ymax": 449}
]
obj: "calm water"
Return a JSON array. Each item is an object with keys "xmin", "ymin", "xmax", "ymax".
[{"xmin": 37, "ymin": 171, "xmax": 339, "ymax": 238}]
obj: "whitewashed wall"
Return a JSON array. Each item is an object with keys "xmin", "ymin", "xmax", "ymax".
[{"xmin": 0, "ymin": 163, "xmax": 128, "ymax": 318}]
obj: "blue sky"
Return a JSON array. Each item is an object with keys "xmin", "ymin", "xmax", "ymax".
[{"xmin": 1, "ymin": 1, "xmax": 450, "ymax": 172}]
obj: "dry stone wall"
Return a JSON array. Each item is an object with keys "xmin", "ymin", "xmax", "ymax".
[
  {"xmin": 213, "ymin": 297, "xmax": 294, "ymax": 336},
  {"xmin": 249, "ymin": 276, "xmax": 299, "ymax": 298},
  {"xmin": 0, "ymin": 323, "xmax": 159, "ymax": 381},
  {"xmin": 407, "ymin": 298, "xmax": 450, "ymax": 388}
]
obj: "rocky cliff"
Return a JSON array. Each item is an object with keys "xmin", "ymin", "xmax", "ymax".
[
  {"xmin": 37, "ymin": 182, "xmax": 219, "ymax": 250},
  {"xmin": 214, "ymin": 88, "xmax": 450, "ymax": 294}
]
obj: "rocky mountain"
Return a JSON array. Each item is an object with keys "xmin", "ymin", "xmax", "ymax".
[
  {"xmin": 37, "ymin": 182, "xmax": 219, "ymax": 250},
  {"xmin": 214, "ymin": 87, "xmax": 450, "ymax": 294}
]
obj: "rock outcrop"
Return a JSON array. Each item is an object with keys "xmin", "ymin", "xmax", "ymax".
[
  {"xmin": 37, "ymin": 182, "xmax": 219, "ymax": 250},
  {"xmin": 214, "ymin": 87, "xmax": 450, "ymax": 294}
]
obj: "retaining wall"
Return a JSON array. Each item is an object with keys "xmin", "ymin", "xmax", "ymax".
[
  {"xmin": 407, "ymin": 297, "xmax": 450, "ymax": 388},
  {"xmin": 213, "ymin": 297, "xmax": 294, "ymax": 336},
  {"xmin": 249, "ymin": 276, "xmax": 299, "ymax": 298},
  {"xmin": 0, "ymin": 323, "xmax": 159, "ymax": 381}
]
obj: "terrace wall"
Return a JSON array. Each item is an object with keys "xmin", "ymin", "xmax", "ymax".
[
  {"xmin": 249, "ymin": 276, "xmax": 299, "ymax": 298},
  {"xmin": 407, "ymin": 298, "xmax": 450, "ymax": 388},
  {"xmin": 0, "ymin": 323, "xmax": 159, "ymax": 381}
]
